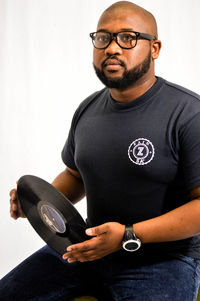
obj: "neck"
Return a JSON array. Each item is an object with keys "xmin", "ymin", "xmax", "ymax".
[{"xmin": 109, "ymin": 75, "xmax": 157, "ymax": 103}]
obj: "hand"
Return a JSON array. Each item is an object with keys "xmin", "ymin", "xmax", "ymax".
[
  {"xmin": 62, "ymin": 222, "xmax": 125, "ymax": 263},
  {"xmin": 9, "ymin": 187, "xmax": 26, "ymax": 220}
]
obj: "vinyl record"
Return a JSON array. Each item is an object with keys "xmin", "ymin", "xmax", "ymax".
[{"xmin": 17, "ymin": 175, "xmax": 88, "ymax": 255}]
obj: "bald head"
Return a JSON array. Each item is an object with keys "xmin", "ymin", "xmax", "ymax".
[{"xmin": 97, "ymin": 1, "xmax": 158, "ymax": 38}]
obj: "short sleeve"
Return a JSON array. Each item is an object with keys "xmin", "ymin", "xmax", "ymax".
[
  {"xmin": 61, "ymin": 123, "xmax": 78, "ymax": 171},
  {"xmin": 179, "ymin": 112, "xmax": 200, "ymax": 190},
  {"xmin": 61, "ymin": 89, "xmax": 106, "ymax": 171},
  {"xmin": 61, "ymin": 106, "xmax": 80, "ymax": 171}
]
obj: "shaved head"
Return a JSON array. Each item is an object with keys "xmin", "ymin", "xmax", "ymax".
[
  {"xmin": 97, "ymin": 1, "xmax": 158, "ymax": 38},
  {"xmin": 93, "ymin": 1, "xmax": 161, "ymax": 95}
]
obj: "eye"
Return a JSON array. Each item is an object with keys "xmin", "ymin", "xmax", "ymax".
[
  {"xmin": 95, "ymin": 33, "xmax": 110, "ymax": 43},
  {"xmin": 119, "ymin": 33, "xmax": 136, "ymax": 43}
]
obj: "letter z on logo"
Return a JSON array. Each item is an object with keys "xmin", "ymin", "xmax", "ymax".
[{"xmin": 128, "ymin": 138, "xmax": 155, "ymax": 165}]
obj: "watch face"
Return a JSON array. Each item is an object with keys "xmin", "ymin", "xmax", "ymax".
[{"xmin": 123, "ymin": 239, "xmax": 141, "ymax": 252}]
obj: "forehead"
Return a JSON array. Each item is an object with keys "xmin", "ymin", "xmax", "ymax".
[{"xmin": 97, "ymin": 9, "xmax": 150, "ymax": 33}]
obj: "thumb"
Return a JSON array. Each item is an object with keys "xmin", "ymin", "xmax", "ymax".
[{"xmin": 85, "ymin": 223, "xmax": 108, "ymax": 236}]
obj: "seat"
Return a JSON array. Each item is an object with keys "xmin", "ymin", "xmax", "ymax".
[{"xmin": 197, "ymin": 290, "xmax": 200, "ymax": 301}]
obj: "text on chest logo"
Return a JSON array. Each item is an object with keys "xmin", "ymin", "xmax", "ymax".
[{"xmin": 128, "ymin": 138, "xmax": 155, "ymax": 165}]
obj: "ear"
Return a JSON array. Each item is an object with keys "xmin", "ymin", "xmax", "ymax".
[{"xmin": 151, "ymin": 39, "xmax": 162, "ymax": 60}]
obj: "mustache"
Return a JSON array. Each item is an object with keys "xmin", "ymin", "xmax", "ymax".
[{"xmin": 101, "ymin": 55, "xmax": 126, "ymax": 68}]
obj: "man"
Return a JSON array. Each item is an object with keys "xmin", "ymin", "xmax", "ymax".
[{"xmin": 2, "ymin": 1, "xmax": 200, "ymax": 300}]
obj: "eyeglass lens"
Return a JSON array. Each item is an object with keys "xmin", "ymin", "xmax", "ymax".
[{"xmin": 92, "ymin": 32, "xmax": 137, "ymax": 49}]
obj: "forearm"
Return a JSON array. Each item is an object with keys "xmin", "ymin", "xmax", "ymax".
[
  {"xmin": 134, "ymin": 198, "xmax": 200, "ymax": 244},
  {"xmin": 52, "ymin": 168, "xmax": 85, "ymax": 204}
]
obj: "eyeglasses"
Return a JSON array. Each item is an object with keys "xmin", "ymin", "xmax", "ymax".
[{"xmin": 89, "ymin": 31, "xmax": 156, "ymax": 49}]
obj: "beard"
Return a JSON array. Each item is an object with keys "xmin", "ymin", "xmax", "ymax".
[{"xmin": 93, "ymin": 50, "xmax": 152, "ymax": 90}]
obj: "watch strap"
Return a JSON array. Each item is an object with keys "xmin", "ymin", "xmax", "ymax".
[
  {"xmin": 123, "ymin": 225, "xmax": 137, "ymax": 241},
  {"xmin": 122, "ymin": 224, "xmax": 141, "ymax": 252}
]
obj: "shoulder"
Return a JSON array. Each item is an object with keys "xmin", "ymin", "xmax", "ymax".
[
  {"xmin": 79, "ymin": 87, "xmax": 108, "ymax": 108},
  {"xmin": 75, "ymin": 87, "xmax": 107, "ymax": 114},
  {"xmin": 159, "ymin": 78, "xmax": 200, "ymax": 125},
  {"xmin": 71, "ymin": 87, "xmax": 108, "ymax": 129},
  {"xmin": 162, "ymin": 78, "xmax": 200, "ymax": 104}
]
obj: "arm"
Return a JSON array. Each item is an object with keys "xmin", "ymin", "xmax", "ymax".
[
  {"xmin": 51, "ymin": 167, "xmax": 85, "ymax": 204},
  {"xmin": 10, "ymin": 167, "xmax": 85, "ymax": 219},
  {"xmin": 134, "ymin": 186, "xmax": 200, "ymax": 243},
  {"xmin": 63, "ymin": 186, "xmax": 200, "ymax": 262}
]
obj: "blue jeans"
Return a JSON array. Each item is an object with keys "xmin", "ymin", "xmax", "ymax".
[{"xmin": 0, "ymin": 245, "xmax": 200, "ymax": 301}]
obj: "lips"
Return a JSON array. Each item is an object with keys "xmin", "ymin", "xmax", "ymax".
[
  {"xmin": 102, "ymin": 58, "xmax": 125, "ymax": 72},
  {"xmin": 104, "ymin": 59, "xmax": 122, "ymax": 66},
  {"xmin": 101, "ymin": 56, "xmax": 126, "ymax": 72}
]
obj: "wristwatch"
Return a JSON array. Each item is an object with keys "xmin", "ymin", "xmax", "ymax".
[{"xmin": 122, "ymin": 225, "xmax": 141, "ymax": 252}]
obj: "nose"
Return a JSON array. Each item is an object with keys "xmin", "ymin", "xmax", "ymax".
[{"xmin": 104, "ymin": 38, "xmax": 123, "ymax": 56}]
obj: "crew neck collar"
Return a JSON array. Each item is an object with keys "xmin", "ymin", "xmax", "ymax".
[{"xmin": 108, "ymin": 77, "xmax": 164, "ymax": 111}]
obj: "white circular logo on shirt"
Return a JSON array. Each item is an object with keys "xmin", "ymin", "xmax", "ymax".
[{"xmin": 128, "ymin": 138, "xmax": 155, "ymax": 165}]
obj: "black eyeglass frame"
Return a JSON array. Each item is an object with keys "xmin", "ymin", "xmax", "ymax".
[{"xmin": 89, "ymin": 30, "xmax": 157, "ymax": 49}]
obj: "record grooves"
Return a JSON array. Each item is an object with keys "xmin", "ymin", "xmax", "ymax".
[{"xmin": 17, "ymin": 175, "xmax": 88, "ymax": 255}]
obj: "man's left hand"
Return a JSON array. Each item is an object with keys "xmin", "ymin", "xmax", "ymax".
[{"xmin": 62, "ymin": 222, "xmax": 125, "ymax": 262}]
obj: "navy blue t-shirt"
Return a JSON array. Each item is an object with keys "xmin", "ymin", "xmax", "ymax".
[{"xmin": 62, "ymin": 77, "xmax": 200, "ymax": 259}]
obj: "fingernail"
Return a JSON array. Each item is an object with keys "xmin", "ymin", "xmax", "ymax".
[
  {"xmin": 86, "ymin": 228, "xmax": 93, "ymax": 235},
  {"xmin": 68, "ymin": 259, "xmax": 75, "ymax": 263}
]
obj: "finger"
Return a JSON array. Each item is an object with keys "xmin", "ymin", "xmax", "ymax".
[
  {"xmin": 10, "ymin": 206, "xmax": 18, "ymax": 219},
  {"xmin": 11, "ymin": 202, "xmax": 17, "ymax": 210},
  {"xmin": 64, "ymin": 247, "xmax": 106, "ymax": 262},
  {"xmin": 9, "ymin": 189, "xmax": 17, "ymax": 201},
  {"xmin": 10, "ymin": 209, "xmax": 26, "ymax": 219},
  {"xmin": 67, "ymin": 243, "xmax": 90, "ymax": 253},
  {"xmin": 63, "ymin": 246, "xmax": 95, "ymax": 258},
  {"xmin": 75, "ymin": 250, "xmax": 99, "ymax": 262},
  {"xmin": 10, "ymin": 194, "xmax": 18, "ymax": 213},
  {"xmin": 64, "ymin": 237, "xmax": 105, "ymax": 262},
  {"xmin": 67, "ymin": 237, "xmax": 98, "ymax": 252},
  {"xmin": 86, "ymin": 223, "xmax": 108, "ymax": 236},
  {"xmin": 63, "ymin": 249, "xmax": 97, "ymax": 262},
  {"xmin": 9, "ymin": 196, "xmax": 26, "ymax": 219},
  {"xmin": 10, "ymin": 197, "xmax": 18, "ymax": 214}
]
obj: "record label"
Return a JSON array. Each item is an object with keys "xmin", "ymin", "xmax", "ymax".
[{"xmin": 40, "ymin": 204, "xmax": 66, "ymax": 233}]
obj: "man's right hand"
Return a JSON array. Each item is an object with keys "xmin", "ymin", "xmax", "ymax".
[{"xmin": 9, "ymin": 188, "xmax": 26, "ymax": 219}]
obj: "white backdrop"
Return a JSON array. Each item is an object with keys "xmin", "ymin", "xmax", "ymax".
[{"xmin": 0, "ymin": 0, "xmax": 200, "ymax": 278}]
